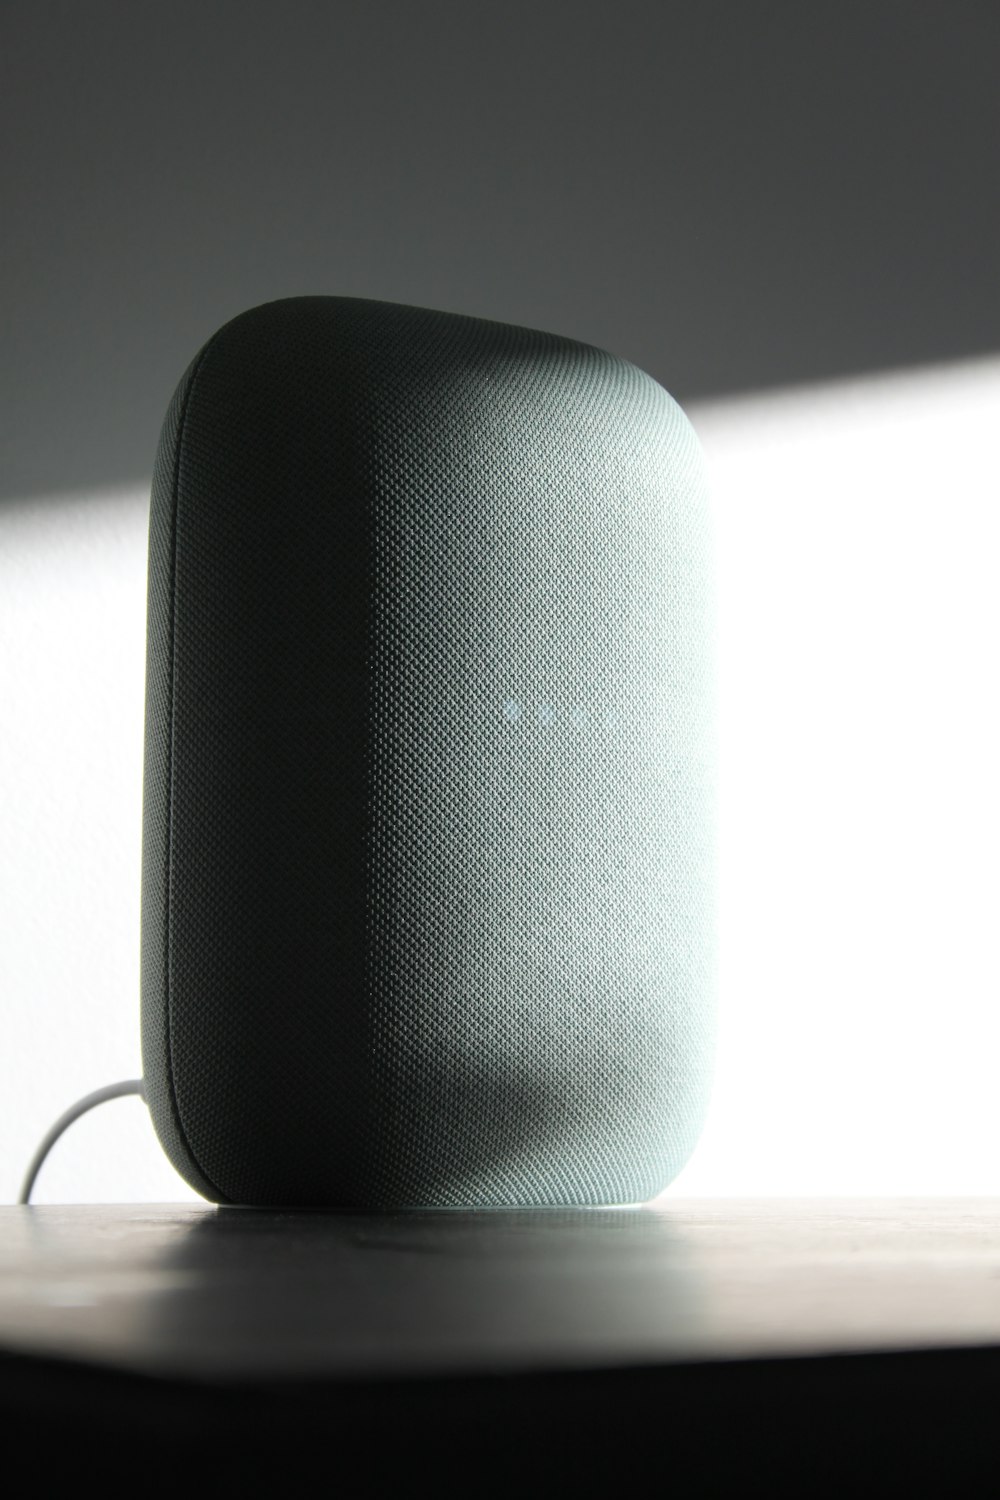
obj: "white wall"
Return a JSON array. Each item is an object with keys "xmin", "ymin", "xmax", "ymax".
[
  {"xmin": 1, "ymin": 489, "xmax": 198, "ymax": 1203},
  {"xmin": 2, "ymin": 357, "xmax": 997, "ymax": 1202},
  {"xmin": 675, "ymin": 356, "xmax": 1000, "ymax": 1194}
]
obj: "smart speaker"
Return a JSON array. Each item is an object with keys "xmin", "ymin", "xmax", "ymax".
[{"xmin": 141, "ymin": 296, "xmax": 715, "ymax": 1207}]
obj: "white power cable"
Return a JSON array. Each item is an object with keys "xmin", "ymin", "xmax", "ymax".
[{"xmin": 18, "ymin": 1079, "xmax": 146, "ymax": 1205}]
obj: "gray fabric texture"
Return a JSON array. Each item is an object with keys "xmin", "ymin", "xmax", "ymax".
[{"xmin": 141, "ymin": 296, "xmax": 715, "ymax": 1207}]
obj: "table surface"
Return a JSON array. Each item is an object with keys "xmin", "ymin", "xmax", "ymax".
[{"xmin": 2, "ymin": 1198, "xmax": 999, "ymax": 1384}]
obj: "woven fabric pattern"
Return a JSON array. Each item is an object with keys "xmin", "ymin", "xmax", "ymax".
[{"xmin": 141, "ymin": 297, "xmax": 715, "ymax": 1207}]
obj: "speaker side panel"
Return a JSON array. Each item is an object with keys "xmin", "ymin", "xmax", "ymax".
[
  {"xmin": 148, "ymin": 302, "xmax": 379, "ymax": 1205},
  {"xmin": 141, "ymin": 345, "xmax": 227, "ymax": 1201}
]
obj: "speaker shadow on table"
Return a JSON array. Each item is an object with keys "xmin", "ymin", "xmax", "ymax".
[
  {"xmin": 139, "ymin": 1183, "xmax": 709, "ymax": 1382},
  {"xmin": 138, "ymin": 1041, "xmax": 707, "ymax": 1377}
]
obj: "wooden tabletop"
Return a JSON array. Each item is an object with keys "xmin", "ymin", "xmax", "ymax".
[
  {"xmin": 3, "ymin": 1199, "xmax": 999, "ymax": 1489},
  {"xmin": 2, "ymin": 1198, "xmax": 999, "ymax": 1382}
]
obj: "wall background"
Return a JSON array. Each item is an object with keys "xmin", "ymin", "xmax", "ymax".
[
  {"xmin": 4, "ymin": 0, "xmax": 999, "ymax": 500},
  {"xmin": 2, "ymin": 1, "xmax": 998, "ymax": 1201}
]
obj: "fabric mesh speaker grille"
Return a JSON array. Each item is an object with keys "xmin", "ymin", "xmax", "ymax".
[{"xmin": 141, "ymin": 296, "xmax": 715, "ymax": 1207}]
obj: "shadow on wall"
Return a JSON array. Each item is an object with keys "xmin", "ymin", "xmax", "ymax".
[{"xmin": 2, "ymin": 0, "xmax": 999, "ymax": 502}]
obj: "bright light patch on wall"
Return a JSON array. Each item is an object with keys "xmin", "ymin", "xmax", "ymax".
[
  {"xmin": 1, "ymin": 356, "xmax": 998, "ymax": 1202},
  {"xmin": 673, "ymin": 356, "xmax": 1000, "ymax": 1194},
  {"xmin": 0, "ymin": 490, "xmax": 199, "ymax": 1204}
]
